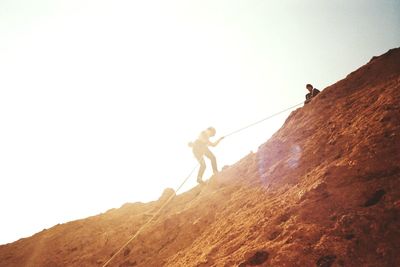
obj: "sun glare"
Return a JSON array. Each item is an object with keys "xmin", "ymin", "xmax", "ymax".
[{"xmin": 1, "ymin": 0, "xmax": 399, "ymax": 245}]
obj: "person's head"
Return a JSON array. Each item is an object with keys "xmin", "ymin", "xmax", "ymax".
[
  {"xmin": 206, "ymin": 127, "xmax": 216, "ymax": 137},
  {"xmin": 306, "ymin": 84, "xmax": 313, "ymax": 92}
]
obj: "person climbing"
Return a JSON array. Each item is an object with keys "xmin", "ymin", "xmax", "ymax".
[
  {"xmin": 189, "ymin": 127, "xmax": 224, "ymax": 184},
  {"xmin": 304, "ymin": 83, "xmax": 320, "ymax": 104}
]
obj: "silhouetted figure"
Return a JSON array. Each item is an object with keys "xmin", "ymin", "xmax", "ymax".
[
  {"xmin": 189, "ymin": 127, "xmax": 224, "ymax": 184},
  {"xmin": 304, "ymin": 83, "xmax": 320, "ymax": 104}
]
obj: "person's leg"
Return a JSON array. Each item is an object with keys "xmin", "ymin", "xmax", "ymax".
[
  {"xmin": 196, "ymin": 157, "xmax": 206, "ymax": 183},
  {"xmin": 204, "ymin": 148, "xmax": 218, "ymax": 174},
  {"xmin": 193, "ymin": 145, "xmax": 206, "ymax": 183}
]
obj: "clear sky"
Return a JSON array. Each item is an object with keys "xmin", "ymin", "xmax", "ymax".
[{"xmin": 0, "ymin": 0, "xmax": 399, "ymax": 244}]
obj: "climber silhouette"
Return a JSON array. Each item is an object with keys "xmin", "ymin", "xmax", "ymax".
[
  {"xmin": 189, "ymin": 127, "xmax": 224, "ymax": 184},
  {"xmin": 304, "ymin": 83, "xmax": 320, "ymax": 104}
]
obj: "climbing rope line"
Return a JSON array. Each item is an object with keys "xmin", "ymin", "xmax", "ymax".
[
  {"xmin": 223, "ymin": 101, "xmax": 304, "ymax": 138},
  {"xmin": 100, "ymin": 101, "xmax": 303, "ymax": 266},
  {"xmin": 181, "ymin": 174, "xmax": 215, "ymax": 211},
  {"xmin": 180, "ymin": 101, "xmax": 304, "ymax": 211},
  {"xmin": 101, "ymin": 165, "xmax": 197, "ymax": 267}
]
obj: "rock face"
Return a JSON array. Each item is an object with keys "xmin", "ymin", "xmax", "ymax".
[{"xmin": 1, "ymin": 48, "xmax": 399, "ymax": 267}]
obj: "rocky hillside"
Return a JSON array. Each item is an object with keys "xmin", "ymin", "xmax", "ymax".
[{"xmin": 0, "ymin": 48, "xmax": 399, "ymax": 267}]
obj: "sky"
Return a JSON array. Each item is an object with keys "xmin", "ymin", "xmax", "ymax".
[{"xmin": 0, "ymin": 0, "xmax": 399, "ymax": 245}]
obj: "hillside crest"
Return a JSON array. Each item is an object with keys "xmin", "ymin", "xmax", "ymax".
[{"xmin": 1, "ymin": 48, "xmax": 399, "ymax": 267}]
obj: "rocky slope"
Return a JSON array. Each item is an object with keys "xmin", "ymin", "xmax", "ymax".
[{"xmin": 0, "ymin": 48, "xmax": 399, "ymax": 267}]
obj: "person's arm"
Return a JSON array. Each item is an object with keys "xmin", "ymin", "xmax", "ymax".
[
  {"xmin": 304, "ymin": 93, "xmax": 311, "ymax": 104},
  {"xmin": 209, "ymin": 137, "xmax": 224, "ymax": 147}
]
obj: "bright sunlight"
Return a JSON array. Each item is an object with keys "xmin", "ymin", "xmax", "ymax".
[{"xmin": 1, "ymin": 0, "xmax": 399, "ymax": 244}]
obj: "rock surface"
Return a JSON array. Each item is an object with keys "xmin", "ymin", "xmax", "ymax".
[{"xmin": 0, "ymin": 48, "xmax": 399, "ymax": 267}]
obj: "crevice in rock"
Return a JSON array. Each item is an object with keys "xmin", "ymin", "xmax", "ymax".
[{"xmin": 364, "ymin": 189, "xmax": 385, "ymax": 207}]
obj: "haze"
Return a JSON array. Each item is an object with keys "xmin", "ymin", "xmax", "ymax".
[{"xmin": 0, "ymin": 0, "xmax": 399, "ymax": 245}]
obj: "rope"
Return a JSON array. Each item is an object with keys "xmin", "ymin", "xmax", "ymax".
[
  {"xmin": 223, "ymin": 102, "xmax": 303, "ymax": 138},
  {"xmin": 101, "ymin": 165, "xmax": 198, "ymax": 267},
  {"xmin": 100, "ymin": 100, "xmax": 304, "ymax": 266}
]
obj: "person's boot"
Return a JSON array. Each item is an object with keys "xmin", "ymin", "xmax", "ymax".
[{"xmin": 197, "ymin": 177, "xmax": 204, "ymax": 184}]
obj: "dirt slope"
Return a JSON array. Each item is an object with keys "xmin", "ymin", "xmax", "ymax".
[{"xmin": 0, "ymin": 48, "xmax": 399, "ymax": 267}]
